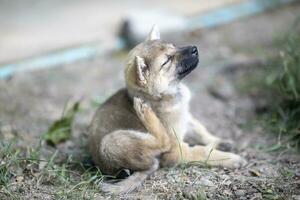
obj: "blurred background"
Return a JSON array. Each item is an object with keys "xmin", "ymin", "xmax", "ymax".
[
  {"xmin": 1, "ymin": 0, "xmax": 250, "ymax": 63},
  {"xmin": 0, "ymin": 0, "xmax": 300, "ymax": 199},
  {"xmin": 1, "ymin": 0, "xmax": 297, "ymax": 64}
]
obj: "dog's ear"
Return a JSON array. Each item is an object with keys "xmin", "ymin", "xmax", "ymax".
[
  {"xmin": 135, "ymin": 56, "xmax": 149, "ymax": 86},
  {"xmin": 146, "ymin": 25, "xmax": 160, "ymax": 41}
]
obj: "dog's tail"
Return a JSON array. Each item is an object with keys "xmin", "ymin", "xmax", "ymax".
[{"xmin": 101, "ymin": 159, "xmax": 159, "ymax": 195}]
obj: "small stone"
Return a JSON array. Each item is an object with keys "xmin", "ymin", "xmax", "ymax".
[
  {"xmin": 292, "ymin": 195, "xmax": 300, "ymax": 200},
  {"xmin": 15, "ymin": 176, "xmax": 24, "ymax": 183},
  {"xmin": 221, "ymin": 175, "xmax": 230, "ymax": 180},
  {"xmin": 254, "ymin": 193, "xmax": 262, "ymax": 199},
  {"xmin": 235, "ymin": 190, "xmax": 246, "ymax": 197},
  {"xmin": 249, "ymin": 169, "xmax": 261, "ymax": 177},
  {"xmin": 223, "ymin": 189, "xmax": 232, "ymax": 196},
  {"xmin": 200, "ymin": 177, "xmax": 214, "ymax": 187},
  {"xmin": 207, "ymin": 193, "xmax": 213, "ymax": 198}
]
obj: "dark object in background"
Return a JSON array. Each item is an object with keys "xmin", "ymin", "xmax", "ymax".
[{"xmin": 118, "ymin": 20, "xmax": 139, "ymax": 50}]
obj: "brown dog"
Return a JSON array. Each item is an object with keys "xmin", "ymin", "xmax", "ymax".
[{"xmin": 88, "ymin": 26, "xmax": 246, "ymax": 195}]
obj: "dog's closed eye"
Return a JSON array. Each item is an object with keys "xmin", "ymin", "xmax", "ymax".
[
  {"xmin": 160, "ymin": 55, "xmax": 173, "ymax": 71},
  {"xmin": 162, "ymin": 55, "xmax": 172, "ymax": 66}
]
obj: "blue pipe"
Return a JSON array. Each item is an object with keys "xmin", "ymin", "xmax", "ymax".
[
  {"xmin": 187, "ymin": 0, "xmax": 294, "ymax": 28},
  {"xmin": 0, "ymin": 45, "xmax": 106, "ymax": 79}
]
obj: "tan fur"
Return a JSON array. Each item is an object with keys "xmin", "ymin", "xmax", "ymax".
[{"xmin": 88, "ymin": 26, "xmax": 246, "ymax": 195}]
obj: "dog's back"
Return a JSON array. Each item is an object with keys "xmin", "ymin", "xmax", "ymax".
[{"xmin": 88, "ymin": 89, "xmax": 146, "ymax": 174}]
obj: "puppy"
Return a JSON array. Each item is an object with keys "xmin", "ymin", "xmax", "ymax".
[{"xmin": 88, "ymin": 26, "xmax": 246, "ymax": 195}]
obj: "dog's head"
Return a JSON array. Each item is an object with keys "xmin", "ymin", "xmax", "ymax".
[{"xmin": 125, "ymin": 26, "xmax": 198, "ymax": 98}]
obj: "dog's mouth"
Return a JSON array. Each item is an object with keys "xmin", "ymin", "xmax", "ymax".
[
  {"xmin": 177, "ymin": 58, "xmax": 198, "ymax": 79},
  {"xmin": 177, "ymin": 46, "xmax": 199, "ymax": 80}
]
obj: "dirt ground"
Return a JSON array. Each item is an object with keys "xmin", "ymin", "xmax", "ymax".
[{"xmin": 1, "ymin": 3, "xmax": 300, "ymax": 200}]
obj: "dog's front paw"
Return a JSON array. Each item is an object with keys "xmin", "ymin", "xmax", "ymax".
[
  {"xmin": 134, "ymin": 97, "xmax": 146, "ymax": 120},
  {"xmin": 223, "ymin": 153, "xmax": 247, "ymax": 169},
  {"xmin": 101, "ymin": 182, "xmax": 126, "ymax": 196},
  {"xmin": 133, "ymin": 97, "xmax": 152, "ymax": 122},
  {"xmin": 101, "ymin": 182, "xmax": 137, "ymax": 196}
]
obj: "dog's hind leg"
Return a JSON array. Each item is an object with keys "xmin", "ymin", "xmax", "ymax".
[
  {"xmin": 101, "ymin": 159, "xmax": 159, "ymax": 195},
  {"xmin": 99, "ymin": 130, "xmax": 161, "ymax": 195},
  {"xmin": 100, "ymin": 98, "xmax": 171, "ymax": 195}
]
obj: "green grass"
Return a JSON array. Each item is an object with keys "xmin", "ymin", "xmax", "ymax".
[
  {"xmin": 0, "ymin": 140, "xmax": 104, "ymax": 199},
  {"xmin": 45, "ymin": 101, "xmax": 80, "ymax": 146},
  {"xmin": 241, "ymin": 30, "xmax": 300, "ymax": 150}
]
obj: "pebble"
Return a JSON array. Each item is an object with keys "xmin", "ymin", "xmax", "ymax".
[
  {"xmin": 200, "ymin": 177, "xmax": 214, "ymax": 187},
  {"xmin": 292, "ymin": 195, "xmax": 300, "ymax": 200},
  {"xmin": 235, "ymin": 190, "xmax": 246, "ymax": 197},
  {"xmin": 232, "ymin": 185, "xmax": 237, "ymax": 191}
]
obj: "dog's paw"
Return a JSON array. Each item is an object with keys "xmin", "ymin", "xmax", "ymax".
[
  {"xmin": 223, "ymin": 153, "xmax": 247, "ymax": 169},
  {"xmin": 101, "ymin": 182, "xmax": 137, "ymax": 196},
  {"xmin": 101, "ymin": 182, "xmax": 124, "ymax": 196},
  {"xmin": 133, "ymin": 97, "xmax": 151, "ymax": 121}
]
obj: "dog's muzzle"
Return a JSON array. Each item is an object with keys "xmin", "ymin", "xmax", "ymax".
[{"xmin": 177, "ymin": 46, "xmax": 199, "ymax": 79}]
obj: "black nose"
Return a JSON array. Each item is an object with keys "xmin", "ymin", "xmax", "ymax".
[{"xmin": 191, "ymin": 46, "xmax": 198, "ymax": 56}]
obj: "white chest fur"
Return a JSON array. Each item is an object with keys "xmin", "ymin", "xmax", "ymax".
[{"xmin": 153, "ymin": 84, "xmax": 191, "ymax": 140}]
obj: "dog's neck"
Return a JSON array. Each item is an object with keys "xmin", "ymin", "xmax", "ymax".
[{"xmin": 127, "ymin": 83, "xmax": 186, "ymax": 108}]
